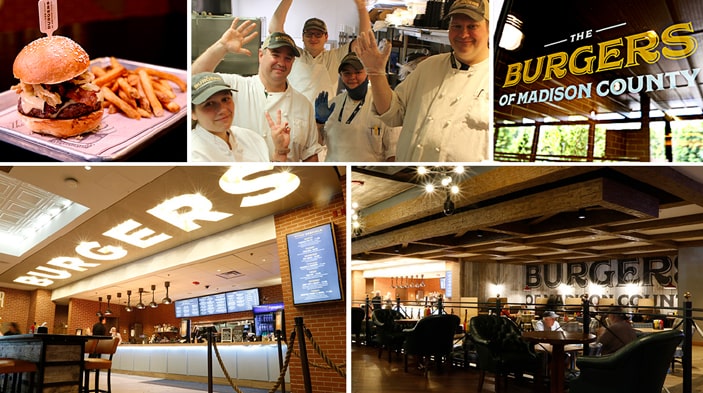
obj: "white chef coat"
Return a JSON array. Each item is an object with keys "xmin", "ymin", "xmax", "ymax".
[
  {"xmin": 218, "ymin": 73, "xmax": 323, "ymax": 162},
  {"xmin": 376, "ymin": 53, "xmax": 490, "ymax": 162},
  {"xmin": 322, "ymin": 88, "xmax": 400, "ymax": 162},
  {"xmin": 289, "ymin": 42, "xmax": 351, "ymax": 103},
  {"xmin": 190, "ymin": 124, "xmax": 270, "ymax": 162}
]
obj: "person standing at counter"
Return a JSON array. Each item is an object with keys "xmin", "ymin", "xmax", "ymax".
[
  {"xmin": 190, "ymin": 72, "xmax": 291, "ymax": 162},
  {"xmin": 355, "ymin": 0, "xmax": 490, "ymax": 162},
  {"xmin": 192, "ymin": 19, "xmax": 323, "ymax": 162},
  {"xmin": 314, "ymin": 52, "xmax": 400, "ymax": 161},
  {"xmin": 268, "ymin": 0, "xmax": 372, "ymax": 103}
]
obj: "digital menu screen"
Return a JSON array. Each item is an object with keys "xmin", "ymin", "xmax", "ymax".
[
  {"xmin": 286, "ymin": 223, "xmax": 343, "ymax": 305},
  {"xmin": 198, "ymin": 293, "xmax": 228, "ymax": 316},
  {"xmin": 174, "ymin": 298, "xmax": 200, "ymax": 318},
  {"xmin": 226, "ymin": 288, "xmax": 260, "ymax": 313}
]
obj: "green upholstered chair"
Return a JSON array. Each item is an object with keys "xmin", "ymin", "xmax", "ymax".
[
  {"xmin": 402, "ymin": 314, "xmax": 461, "ymax": 373},
  {"xmin": 468, "ymin": 315, "xmax": 543, "ymax": 393},
  {"xmin": 569, "ymin": 328, "xmax": 684, "ymax": 393}
]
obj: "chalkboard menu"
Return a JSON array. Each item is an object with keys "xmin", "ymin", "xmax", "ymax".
[
  {"xmin": 226, "ymin": 288, "xmax": 260, "ymax": 313},
  {"xmin": 198, "ymin": 293, "xmax": 228, "ymax": 316},
  {"xmin": 286, "ymin": 223, "xmax": 343, "ymax": 305},
  {"xmin": 174, "ymin": 298, "xmax": 200, "ymax": 318}
]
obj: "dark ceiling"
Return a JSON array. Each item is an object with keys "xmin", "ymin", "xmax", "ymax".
[
  {"xmin": 351, "ymin": 166, "xmax": 703, "ymax": 266},
  {"xmin": 494, "ymin": 0, "xmax": 703, "ymax": 122}
]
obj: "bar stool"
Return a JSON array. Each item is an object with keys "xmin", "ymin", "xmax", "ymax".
[
  {"xmin": 0, "ymin": 358, "xmax": 37, "ymax": 393},
  {"xmin": 83, "ymin": 337, "xmax": 119, "ymax": 393}
]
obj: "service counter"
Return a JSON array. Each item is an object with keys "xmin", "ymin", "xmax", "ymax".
[{"xmin": 112, "ymin": 342, "xmax": 289, "ymax": 387}]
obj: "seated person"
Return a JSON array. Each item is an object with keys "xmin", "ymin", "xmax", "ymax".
[
  {"xmin": 534, "ymin": 310, "xmax": 561, "ymax": 331},
  {"xmin": 596, "ymin": 308, "xmax": 638, "ymax": 355}
]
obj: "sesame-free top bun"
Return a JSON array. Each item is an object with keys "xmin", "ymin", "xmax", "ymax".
[
  {"xmin": 13, "ymin": 36, "xmax": 90, "ymax": 84},
  {"xmin": 19, "ymin": 109, "xmax": 103, "ymax": 138}
]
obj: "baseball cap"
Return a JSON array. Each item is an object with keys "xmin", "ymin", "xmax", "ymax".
[
  {"xmin": 338, "ymin": 52, "xmax": 364, "ymax": 73},
  {"xmin": 191, "ymin": 72, "xmax": 236, "ymax": 105},
  {"xmin": 543, "ymin": 311, "xmax": 559, "ymax": 319},
  {"xmin": 445, "ymin": 0, "xmax": 489, "ymax": 21},
  {"xmin": 303, "ymin": 18, "xmax": 327, "ymax": 33},
  {"xmin": 262, "ymin": 32, "xmax": 301, "ymax": 57}
]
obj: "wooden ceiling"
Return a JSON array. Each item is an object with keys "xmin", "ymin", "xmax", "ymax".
[
  {"xmin": 494, "ymin": 0, "xmax": 703, "ymax": 122},
  {"xmin": 351, "ymin": 166, "xmax": 703, "ymax": 266}
]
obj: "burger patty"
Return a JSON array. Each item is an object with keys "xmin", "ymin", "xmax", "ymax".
[{"xmin": 17, "ymin": 80, "xmax": 102, "ymax": 119}]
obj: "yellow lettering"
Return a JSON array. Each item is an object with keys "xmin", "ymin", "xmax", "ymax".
[
  {"xmin": 625, "ymin": 31, "xmax": 659, "ymax": 67},
  {"xmin": 662, "ymin": 22, "xmax": 698, "ymax": 60}
]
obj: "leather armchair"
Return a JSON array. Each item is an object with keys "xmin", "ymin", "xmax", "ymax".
[
  {"xmin": 371, "ymin": 309, "xmax": 406, "ymax": 362},
  {"xmin": 468, "ymin": 315, "xmax": 543, "ymax": 393},
  {"xmin": 569, "ymin": 329, "xmax": 684, "ymax": 393},
  {"xmin": 402, "ymin": 314, "xmax": 461, "ymax": 373}
]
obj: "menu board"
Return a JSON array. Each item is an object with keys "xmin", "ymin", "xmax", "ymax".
[
  {"xmin": 174, "ymin": 298, "xmax": 200, "ymax": 318},
  {"xmin": 198, "ymin": 293, "xmax": 228, "ymax": 316},
  {"xmin": 286, "ymin": 223, "xmax": 343, "ymax": 305},
  {"xmin": 226, "ymin": 288, "xmax": 260, "ymax": 313}
]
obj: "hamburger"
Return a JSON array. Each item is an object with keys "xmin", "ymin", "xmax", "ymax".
[{"xmin": 12, "ymin": 35, "xmax": 103, "ymax": 138}]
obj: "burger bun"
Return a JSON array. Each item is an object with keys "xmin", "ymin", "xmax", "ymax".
[
  {"xmin": 19, "ymin": 109, "xmax": 104, "ymax": 138},
  {"xmin": 13, "ymin": 36, "xmax": 90, "ymax": 84}
]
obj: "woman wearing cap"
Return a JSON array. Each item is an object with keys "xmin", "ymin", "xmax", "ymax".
[
  {"xmin": 269, "ymin": 0, "xmax": 371, "ymax": 103},
  {"xmin": 190, "ymin": 72, "xmax": 291, "ymax": 162},
  {"xmin": 356, "ymin": 0, "xmax": 490, "ymax": 162},
  {"xmin": 314, "ymin": 52, "xmax": 400, "ymax": 162}
]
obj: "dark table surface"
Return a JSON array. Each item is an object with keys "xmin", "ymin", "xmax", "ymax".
[{"xmin": 0, "ymin": 10, "xmax": 187, "ymax": 162}]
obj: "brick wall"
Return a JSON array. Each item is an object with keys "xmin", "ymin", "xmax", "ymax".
[{"xmin": 275, "ymin": 187, "xmax": 347, "ymax": 393}]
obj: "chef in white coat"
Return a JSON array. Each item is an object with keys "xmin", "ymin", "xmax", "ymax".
[
  {"xmin": 192, "ymin": 19, "xmax": 322, "ymax": 162},
  {"xmin": 190, "ymin": 72, "xmax": 291, "ymax": 162},
  {"xmin": 315, "ymin": 52, "xmax": 400, "ymax": 162},
  {"xmin": 356, "ymin": 0, "xmax": 490, "ymax": 162},
  {"xmin": 268, "ymin": 0, "xmax": 371, "ymax": 104}
]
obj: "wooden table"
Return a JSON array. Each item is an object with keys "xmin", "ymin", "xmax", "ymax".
[
  {"xmin": 0, "ymin": 334, "xmax": 87, "ymax": 392},
  {"xmin": 522, "ymin": 331, "xmax": 596, "ymax": 393}
]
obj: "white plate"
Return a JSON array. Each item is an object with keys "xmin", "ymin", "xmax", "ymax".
[{"xmin": 0, "ymin": 58, "xmax": 187, "ymax": 162}]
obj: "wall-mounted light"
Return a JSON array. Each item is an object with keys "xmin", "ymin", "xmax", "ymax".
[
  {"xmin": 162, "ymin": 281, "xmax": 173, "ymax": 304},
  {"xmin": 498, "ymin": 13, "xmax": 524, "ymax": 51},
  {"xmin": 136, "ymin": 288, "xmax": 145, "ymax": 310},
  {"xmin": 149, "ymin": 285, "xmax": 158, "ymax": 308}
]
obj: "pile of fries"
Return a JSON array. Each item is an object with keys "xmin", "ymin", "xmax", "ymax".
[{"xmin": 92, "ymin": 57, "xmax": 186, "ymax": 120}]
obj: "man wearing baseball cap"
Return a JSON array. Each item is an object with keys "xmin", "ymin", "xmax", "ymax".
[
  {"xmin": 313, "ymin": 52, "xmax": 400, "ymax": 162},
  {"xmin": 190, "ymin": 72, "xmax": 292, "ymax": 162},
  {"xmin": 356, "ymin": 0, "xmax": 490, "ymax": 162},
  {"xmin": 192, "ymin": 19, "xmax": 322, "ymax": 162},
  {"xmin": 269, "ymin": 0, "xmax": 371, "ymax": 104}
]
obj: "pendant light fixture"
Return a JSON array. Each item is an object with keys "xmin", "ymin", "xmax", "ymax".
[
  {"xmin": 104, "ymin": 294, "xmax": 113, "ymax": 316},
  {"xmin": 125, "ymin": 290, "xmax": 133, "ymax": 312},
  {"xmin": 96, "ymin": 296, "xmax": 103, "ymax": 317},
  {"xmin": 149, "ymin": 284, "xmax": 158, "ymax": 308},
  {"xmin": 162, "ymin": 281, "xmax": 173, "ymax": 304},
  {"xmin": 136, "ymin": 288, "xmax": 146, "ymax": 310}
]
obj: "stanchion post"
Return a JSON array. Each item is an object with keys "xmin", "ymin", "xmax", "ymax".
[
  {"xmin": 276, "ymin": 329, "xmax": 286, "ymax": 393},
  {"xmin": 294, "ymin": 317, "xmax": 313, "ymax": 393},
  {"xmin": 207, "ymin": 327, "xmax": 213, "ymax": 393},
  {"xmin": 683, "ymin": 292, "xmax": 692, "ymax": 393}
]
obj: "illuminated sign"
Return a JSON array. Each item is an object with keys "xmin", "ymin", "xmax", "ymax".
[
  {"xmin": 14, "ymin": 167, "xmax": 300, "ymax": 287},
  {"xmin": 497, "ymin": 22, "xmax": 700, "ymax": 108}
]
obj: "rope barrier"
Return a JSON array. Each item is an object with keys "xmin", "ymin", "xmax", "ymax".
[{"xmin": 209, "ymin": 321, "xmax": 345, "ymax": 392}]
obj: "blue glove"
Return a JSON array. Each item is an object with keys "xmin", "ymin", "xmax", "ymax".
[{"xmin": 315, "ymin": 91, "xmax": 336, "ymax": 124}]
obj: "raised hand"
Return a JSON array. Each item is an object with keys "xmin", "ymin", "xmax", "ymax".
[
  {"xmin": 218, "ymin": 17, "xmax": 259, "ymax": 56},
  {"xmin": 314, "ymin": 91, "xmax": 336, "ymax": 124},
  {"xmin": 355, "ymin": 30, "xmax": 391, "ymax": 74},
  {"xmin": 266, "ymin": 110, "xmax": 291, "ymax": 160}
]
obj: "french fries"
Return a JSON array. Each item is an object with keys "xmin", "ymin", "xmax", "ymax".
[{"xmin": 93, "ymin": 57, "xmax": 185, "ymax": 120}]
